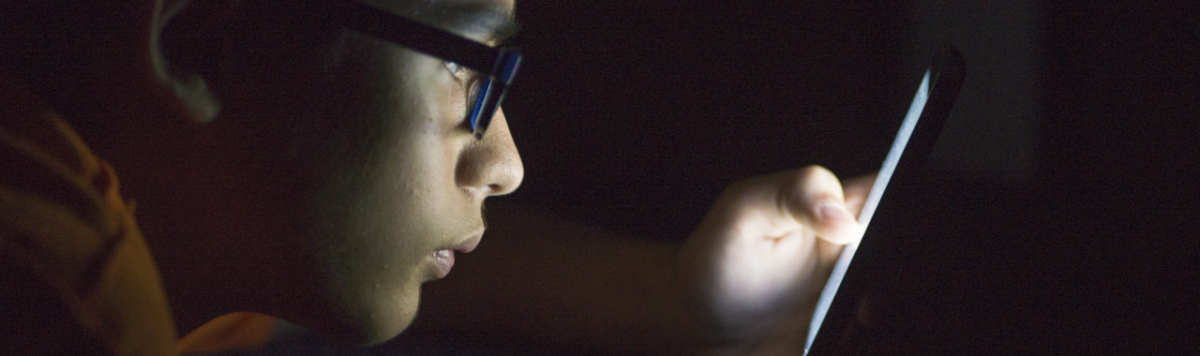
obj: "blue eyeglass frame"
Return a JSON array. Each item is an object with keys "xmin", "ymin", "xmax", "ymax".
[{"xmin": 303, "ymin": 0, "xmax": 522, "ymax": 140}]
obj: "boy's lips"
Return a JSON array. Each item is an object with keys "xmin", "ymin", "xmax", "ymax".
[
  {"xmin": 430, "ymin": 229, "xmax": 484, "ymax": 279},
  {"xmin": 430, "ymin": 249, "xmax": 455, "ymax": 279},
  {"xmin": 452, "ymin": 229, "xmax": 484, "ymax": 253}
]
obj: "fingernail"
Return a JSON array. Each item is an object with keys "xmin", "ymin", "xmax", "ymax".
[{"xmin": 818, "ymin": 202, "xmax": 856, "ymax": 223}]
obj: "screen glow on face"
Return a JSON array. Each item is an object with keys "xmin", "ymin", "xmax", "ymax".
[{"xmin": 805, "ymin": 69, "xmax": 932, "ymax": 353}]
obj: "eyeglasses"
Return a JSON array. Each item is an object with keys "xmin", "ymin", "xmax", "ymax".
[{"xmin": 302, "ymin": 0, "xmax": 522, "ymax": 140}]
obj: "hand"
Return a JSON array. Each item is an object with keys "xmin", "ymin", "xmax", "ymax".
[{"xmin": 678, "ymin": 166, "xmax": 876, "ymax": 353}]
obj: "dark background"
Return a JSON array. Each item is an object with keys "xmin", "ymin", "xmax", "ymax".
[
  {"xmin": 242, "ymin": 0, "xmax": 1200, "ymax": 354},
  {"xmin": 501, "ymin": 0, "xmax": 1049, "ymax": 239},
  {"xmin": 498, "ymin": 0, "xmax": 1199, "ymax": 353},
  {"xmin": 502, "ymin": 0, "xmax": 919, "ymax": 239}
]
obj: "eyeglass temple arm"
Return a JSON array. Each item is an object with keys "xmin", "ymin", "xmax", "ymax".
[{"xmin": 312, "ymin": 0, "xmax": 502, "ymax": 74}]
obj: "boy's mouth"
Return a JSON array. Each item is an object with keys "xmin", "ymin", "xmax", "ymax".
[
  {"xmin": 430, "ymin": 249, "xmax": 456, "ymax": 279},
  {"xmin": 430, "ymin": 229, "xmax": 484, "ymax": 279}
]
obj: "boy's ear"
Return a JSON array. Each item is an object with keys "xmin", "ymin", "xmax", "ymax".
[
  {"xmin": 155, "ymin": 65, "xmax": 221, "ymax": 124},
  {"xmin": 151, "ymin": 0, "xmax": 230, "ymax": 124}
]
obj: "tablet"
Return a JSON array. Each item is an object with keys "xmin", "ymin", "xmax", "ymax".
[{"xmin": 804, "ymin": 46, "xmax": 965, "ymax": 354}]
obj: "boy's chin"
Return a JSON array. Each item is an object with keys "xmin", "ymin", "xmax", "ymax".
[{"xmin": 310, "ymin": 286, "xmax": 422, "ymax": 346}]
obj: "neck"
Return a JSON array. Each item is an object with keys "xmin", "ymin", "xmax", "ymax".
[{"xmin": 135, "ymin": 185, "xmax": 318, "ymax": 337}]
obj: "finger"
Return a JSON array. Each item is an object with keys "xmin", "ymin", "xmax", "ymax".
[
  {"xmin": 774, "ymin": 166, "xmax": 864, "ymax": 245},
  {"xmin": 841, "ymin": 172, "xmax": 879, "ymax": 217}
]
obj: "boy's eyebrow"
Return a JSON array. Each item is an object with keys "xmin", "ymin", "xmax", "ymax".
[{"xmin": 422, "ymin": 0, "xmax": 520, "ymax": 46}]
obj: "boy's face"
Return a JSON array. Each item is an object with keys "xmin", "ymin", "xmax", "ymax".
[{"xmin": 177, "ymin": 0, "xmax": 522, "ymax": 343}]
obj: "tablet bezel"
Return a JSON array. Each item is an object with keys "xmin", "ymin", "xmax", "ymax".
[{"xmin": 805, "ymin": 46, "xmax": 965, "ymax": 354}]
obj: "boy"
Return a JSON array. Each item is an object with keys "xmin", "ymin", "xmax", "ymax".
[{"xmin": 0, "ymin": 0, "xmax": 869, "ymax": 354}]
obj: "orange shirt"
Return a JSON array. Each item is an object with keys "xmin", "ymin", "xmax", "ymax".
[{"xmin": 0, "ymin": 72, "xmax": 273, "ymax": 355}]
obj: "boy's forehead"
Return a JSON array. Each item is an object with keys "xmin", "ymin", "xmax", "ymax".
[{"xmin": 393, "ymin": 0, "xmax": 517, "ymax": 44}]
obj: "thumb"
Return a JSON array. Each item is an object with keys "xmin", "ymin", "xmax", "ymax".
[{"xmin": 773, "ymin": 166, "xmax": 865, "ymax": 245}]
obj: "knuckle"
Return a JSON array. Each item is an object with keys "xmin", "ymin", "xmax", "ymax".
[
  {"xmin": 717, "ymin": 178, "xmax": 760, "ymax": 209},
  {"xmin": 792, "ymin": 165, "xmax": 833, "ymax": 184},
  {"xmin": 783, "ymin": 165, "xmax": 824, "ymax": 188},
  {"xmin": 787, "ymin": 165, "xmax": 842, "ymax": 203},
  {"xmin": 714, "ymin": 165, "xmax": 843, "ymax": 216}
]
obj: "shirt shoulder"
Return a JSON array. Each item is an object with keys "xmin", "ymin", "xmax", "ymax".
[{"xmin": 0, "ymin": 72, "xmax": 179, "ymax": 356}]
